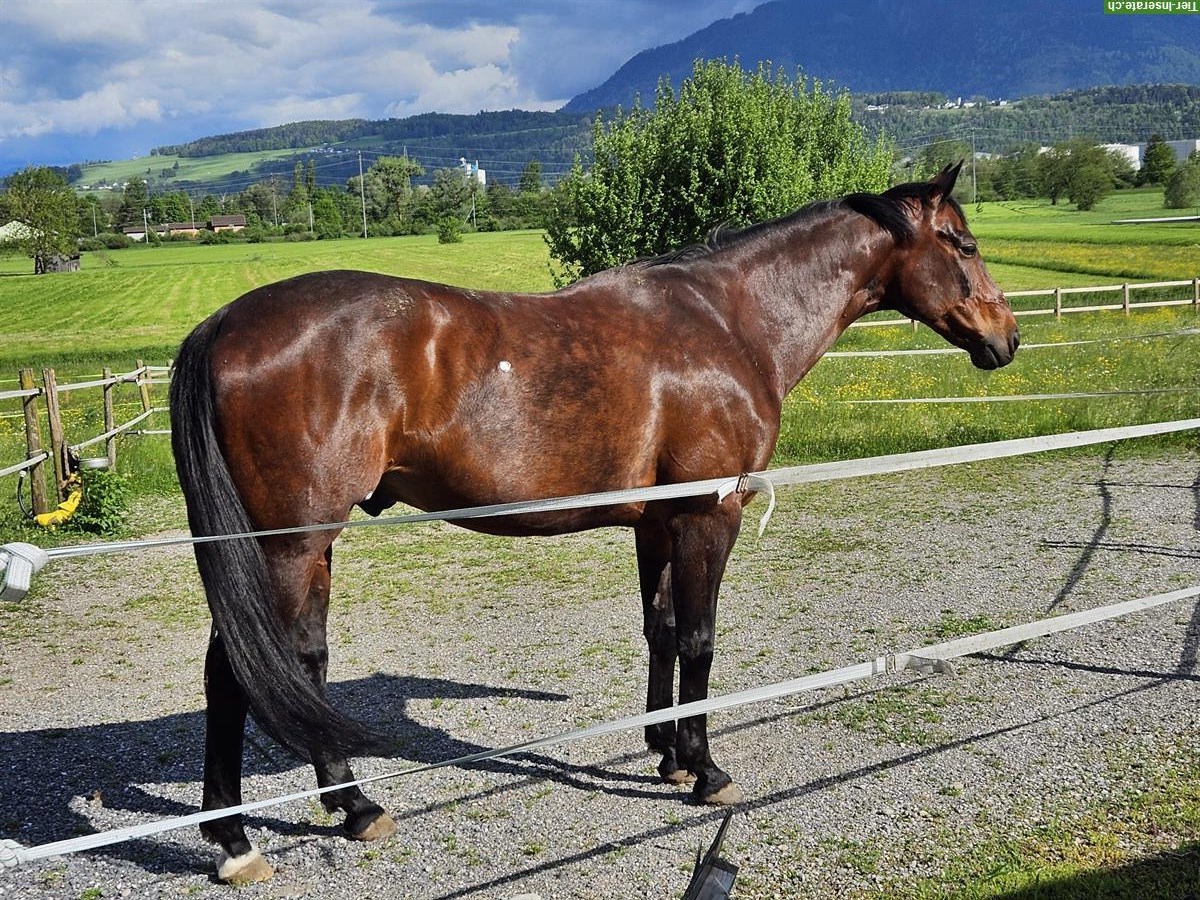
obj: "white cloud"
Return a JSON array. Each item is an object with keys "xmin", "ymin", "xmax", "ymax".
[{"xmin": 0, "ymin": 0, "xmax": 755, "ymax": 167}]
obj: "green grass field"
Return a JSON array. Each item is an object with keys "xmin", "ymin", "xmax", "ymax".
[{"xmin": 78, "ymin": 148, "xmax": 312, "ymax": 189}]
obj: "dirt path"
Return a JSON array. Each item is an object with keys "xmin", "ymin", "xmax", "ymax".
[{"xmin": 1, "ymin": 450, "xmax": 1198, "ymax": 898}]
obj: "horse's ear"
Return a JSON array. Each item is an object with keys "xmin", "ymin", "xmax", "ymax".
[{"xmin": 927, "ymin": 161, "xmax": 963, "ymax": 207}]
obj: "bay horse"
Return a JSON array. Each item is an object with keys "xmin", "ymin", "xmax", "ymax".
[{"xmin": 170, "ymin": 162, "xmax": 1017, "ymax": 883}]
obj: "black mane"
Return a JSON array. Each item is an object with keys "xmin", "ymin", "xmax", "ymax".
[{"xmin": 634, "ymin": 180, "xmax": 957, "ymax": 269}]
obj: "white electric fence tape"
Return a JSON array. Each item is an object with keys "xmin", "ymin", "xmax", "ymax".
[
  {"xmin": 6, "ymin": 583, "xmax": 1197, "ymax": 866},
  {"xmin": 3, "ymin": 418, "xmax": 1199, "ymax": 601}
]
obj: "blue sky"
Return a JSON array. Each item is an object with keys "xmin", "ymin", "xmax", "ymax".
[{"xmin": 0, "ymin": 0, "xmax": 756, "ymax": 174}]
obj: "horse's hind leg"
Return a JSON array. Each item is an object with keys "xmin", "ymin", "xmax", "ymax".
[
  {"xmin": 635, "ymin": 524, "xmax": 691, "ymax": 784},
  {"xmin": 200, "ymin": 630, "xmax": 275, "ymax": 884},
  {"xmin": 292, "ymin": 544, "xmax": 397, "ymax": 841}
]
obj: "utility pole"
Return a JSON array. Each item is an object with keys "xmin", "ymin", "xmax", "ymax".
[
  {"xmin": 971, "ymin": 129, "xmax": 978, "ymax": 206},
  {"xmin": 358, "ymin": 151, "xmax": 368, "ymax": 238},
  {"xmin": 188, "ymin": 194, "xmax": 195, "ymax": 229},
  {"xmin": 142, "ymin": 207, "xmax": 149, "ymax": 241},
  {"xmin": 308, "ymin": 201, "xmax": 314, "ymax": 233}
]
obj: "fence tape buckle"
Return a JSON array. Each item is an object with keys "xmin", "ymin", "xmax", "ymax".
[
  {"xmin": 715, "ymin": 474, "xmax": 777, "ymax": 537},
  {"xmin": 0, "ymin": 542, "xmax": 49, "ymax": 602}
]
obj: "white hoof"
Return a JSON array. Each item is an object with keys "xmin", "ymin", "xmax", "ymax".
[
  {"xmin": 352, "ymin": 812, "xmax": 398, "ymax": 842},
  {"xmin": 216, "ymin": 844, "xmax": 274, "ymax": 884},
  {"xmin": 701, "ymin": 782, "xmax": 746, "ymax": 806}
]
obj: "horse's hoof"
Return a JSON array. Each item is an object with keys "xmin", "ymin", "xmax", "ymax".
[
  {"xmin": 351, "ymin": 811, "xmax": 397, "ymax": 842},
  {"xmin": 216, "ymin": 845, "xmax": 274, "ymax": 885},
  {"xmin": 700, "ymin": 782, "xmax": 746, "ymax": 806},
  {"xmin": 663, "ymin": 769, "xmax": 697, "ymax": 785}
]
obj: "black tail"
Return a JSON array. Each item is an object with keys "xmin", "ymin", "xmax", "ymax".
[{"xmin": 170, "ymin": 310, "xmax": 389, "ymax": 760}]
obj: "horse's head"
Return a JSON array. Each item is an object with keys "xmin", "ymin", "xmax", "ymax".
[{"xmin": 881, "ymin": 163, "xmax": 1019, "ymax": 370}]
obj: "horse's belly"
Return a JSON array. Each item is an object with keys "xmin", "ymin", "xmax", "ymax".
[{"xmin": 368, "ymin": 469, "xmax": 648, "ymax": 536}]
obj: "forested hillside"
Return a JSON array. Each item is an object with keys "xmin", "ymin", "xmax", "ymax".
[
  {"xmin": 68, "ymin": 85, "xmax": 1200, "ymax": 198},
  {"xmin": 856, "ymin": 85, "xmax": 1200, "ymax": 155}
]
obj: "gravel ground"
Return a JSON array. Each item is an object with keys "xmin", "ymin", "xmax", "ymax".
[{"xmin": 1, "ymin": 448, "xmax": 1198, "ymax": 899}]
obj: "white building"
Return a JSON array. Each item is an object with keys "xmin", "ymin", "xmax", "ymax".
[{"xmin": 458, "ymin": 158, "xmax": 486, "ymax": 185}]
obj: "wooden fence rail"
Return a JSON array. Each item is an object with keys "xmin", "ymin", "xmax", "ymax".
[{"xmin": 1, "ymin": 363, "xmax": 168, "ymax": 516}]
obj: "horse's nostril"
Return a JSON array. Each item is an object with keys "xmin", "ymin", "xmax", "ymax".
[{"xmin": 1013, "ymin": 329, "xmax": 1021, "ymax": 350}]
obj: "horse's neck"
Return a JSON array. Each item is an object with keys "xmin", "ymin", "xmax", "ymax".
[{"xmin": 731, "ymin": 212, "xmax": 894, "ymax": 401}]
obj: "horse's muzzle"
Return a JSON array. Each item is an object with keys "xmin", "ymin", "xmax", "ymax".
[{"xmin": 970, "ymin": 328, "xmax": 1019, "ymax": 370}]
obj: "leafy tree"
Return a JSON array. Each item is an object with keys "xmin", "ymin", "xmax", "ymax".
[
  {"xmin": 545, "ymin": 59, "xmax": 893, "ymax": 283},
  {"xmin": 1063, "ymin": 139, "xmax": 1117, "ymax": 211},
  {"xmin": 1139, "ymin": 135, "xmax": 1176, "ymax": 186},
  {"xmin": 437, "ymin": 215, "xmax": 463, "ymax": 244},
  {"xmin": 118, "ymin": 176, "xmax": 149, "ymax": 227},
  {"xmin": 78, "ymin": 194, "xmax": 109, "ymax": 237},
  {"xmin": 912, "ymin": 140, "xmax": 972, "ymax": 181},
  {"xmin": 196, "ymin": 194, "xmax": 222, "ymax": 220},
  {"xmin": 311, "ymin": 188, "xmax": 344, "ymax": 239},
  {"xmin": 1036, "ymin": 144, "xmax": 1073, "ymax": 205},
  {"xmin": 1067, "ymin": 157, "xmax": 1112, "ymax": 210},
  {"xmin": 0, "ymin": 166, "xmax": 81, "ymax": 274},
  {"xmin": 1164, "ymin": 151, "xmax": 1200, "ymax": 209},
  {"xmin": 986, "ymin": 143, "xmax": 1041, "ymax": 200},
  {"xmin": 424, "ymin": 168, "xmax": 472, "ymax": 224},
  {"xmin": 352, "ymin": 155, "xmax": 424, "ymax": 231},
  {"xmin": 1107, "ymin": 149, "xmax": 1137, "ymax": 189},
  {"xmin": 519, "ymin": 159, "xmax": 543, "ymax": 194}
]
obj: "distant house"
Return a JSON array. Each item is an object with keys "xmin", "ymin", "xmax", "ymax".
[
  {"xmin": 209, "ymin": 215, "xmax": 247, "ymax": 232},
  {"xmin": 122, "ymin": 215, "xmax": 247, "ymax": 241},
  {"xmin": 1167, "ymin": 138, "xmax": 1200, "ymax": 162},
  {"xmin": 122, "ymin": 224, "xmax": 169, "ymax": 240}
]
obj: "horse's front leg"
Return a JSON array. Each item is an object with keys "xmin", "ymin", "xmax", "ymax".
[
  {"xmin": 294, "ymin": 545, "xmax": 397, "ymax": 842},
  {"xmin": 635, "ymin": 524, "xmax": 691, "ymax": 784},
  {"xmin": 667, "ymin": 501, "xmax": 746, "ymax": 805}
]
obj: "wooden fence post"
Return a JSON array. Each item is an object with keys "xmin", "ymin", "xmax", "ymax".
[
  {"xmin": 18, "ymin": 368, "xmax": 49, "ymax": 516},
  {"xmin": 1123, "ymin": 283, "xmax": 1130, "ymax": 315},
  {"xmin": 135, "ymin": 358, "xmax": 152, "ymax": 413},
  {"xmin": 102, "ymin": 366, "xmax": 117, "ymax": 468},
  {"xmin": 41, "ymin": 368, "xmax": 67, "ymax": 502},
  {"xmin": 1193, "ymin": 276, "xmax": 1199, "ymax": 308},
  {"xmin": 1054, "ymin": 287, "xmax": 1062, "ymax": 320}
]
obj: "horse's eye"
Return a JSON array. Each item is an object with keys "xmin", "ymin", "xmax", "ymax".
[{"xmin": 961, "ymin": 243, "xmax": 978, "ymax": 258}]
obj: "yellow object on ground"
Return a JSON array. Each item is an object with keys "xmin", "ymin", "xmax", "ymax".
[{"xmin": 34, "ymin": 486, "xmax": 82, "ymax": 529}]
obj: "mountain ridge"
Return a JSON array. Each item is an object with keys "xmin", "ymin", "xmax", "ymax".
[{"xmin": 563, "ymin": 0, "xmax": 1200, "ymax": 113}]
